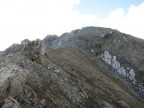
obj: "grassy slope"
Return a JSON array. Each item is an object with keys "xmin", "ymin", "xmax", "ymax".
[{"xmin": 47, "ymin": 47, "xmax": 144, "ymax": 108}]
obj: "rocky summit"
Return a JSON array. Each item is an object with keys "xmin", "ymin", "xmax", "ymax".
[{"xmin": 0, "ymin": 26, "xmax": 144, "ymax": 108}]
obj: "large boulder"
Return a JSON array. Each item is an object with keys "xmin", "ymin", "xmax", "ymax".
[
  {"xmin": 2, "ymin": 96, "xmax": 21, "ymax": 108},
  {"xmin": 0, "ymin": 64, "xmax": 28, "ymax": 103}
]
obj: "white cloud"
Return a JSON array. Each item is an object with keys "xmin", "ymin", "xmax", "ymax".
[
  {"xmin": 0, "ymin": 0, "xmax": 98, "ymax": 50},
  {"xmin": 99, "ymin": 2, "xmax": 144, "ymax": 39},
  {"xmin": 0, "ymin": 1, "xmax": 144, "ymax": 51}
]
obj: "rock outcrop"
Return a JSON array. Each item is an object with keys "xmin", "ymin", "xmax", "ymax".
[{"xmin": 101, "ymin": 51, "xmax": 136, "ymax": 83}]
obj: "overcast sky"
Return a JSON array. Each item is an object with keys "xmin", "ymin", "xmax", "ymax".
[{"xmin": 0, "ymin": 0, "xmax": 144, "ymax": 51}]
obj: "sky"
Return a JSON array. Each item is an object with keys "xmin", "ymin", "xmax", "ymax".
[{"xmin": 0, "ymin": 0, "xmax": 144, "ymax": 51}]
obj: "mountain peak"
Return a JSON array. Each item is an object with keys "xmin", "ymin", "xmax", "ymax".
[{"xmin": 0, "ymin": 26, "xmax": 144, "ymax": 108}]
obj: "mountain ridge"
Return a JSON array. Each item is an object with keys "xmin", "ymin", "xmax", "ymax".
[{"xmin": 0, "ymin": 26, "xmax": 144, "ymax": 108}]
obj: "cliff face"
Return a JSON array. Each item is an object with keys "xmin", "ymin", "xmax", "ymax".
[{"xmin": 0, "ymin": 26, "xmax": 144, "ymax": 108}]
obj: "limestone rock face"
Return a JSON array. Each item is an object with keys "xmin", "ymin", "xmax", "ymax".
[
  {"xmin": 101, "ymin": 51, "xmax": 131, "ymax": 78},
  {"xmin": 102, "ymin": 51, "xmax": 112, "ymax": 65}
]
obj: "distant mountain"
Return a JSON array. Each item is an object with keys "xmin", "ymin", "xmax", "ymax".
[{"xmin": 0, "ymin": 26, "xmax": 144, "ymax": 108}]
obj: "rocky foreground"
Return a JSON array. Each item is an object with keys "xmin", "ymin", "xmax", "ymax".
[{"xmin": 0, "ymin": 27, "xmax": 144, "ymax": 108}]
